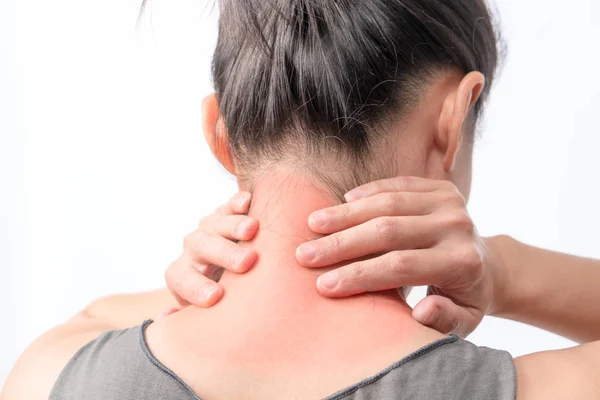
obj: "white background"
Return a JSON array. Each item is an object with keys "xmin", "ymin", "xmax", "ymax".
[{"xmin": 2, "ymin": 0, "xmax": 600, "ymax": 388}]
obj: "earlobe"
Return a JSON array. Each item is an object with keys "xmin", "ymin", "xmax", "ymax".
[
  {"xmin": 437, "ymin": 72, "xmax": 485, "ymax": 172},
  {"xmin": 202, "ymin": 94, "xmax": 236, "ymax": 174}
]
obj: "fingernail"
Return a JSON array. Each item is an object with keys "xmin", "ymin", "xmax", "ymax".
[
  {"xmin": 237, "ymin": 220, "xmax": 256, "ymax": 238},
  {"xmin": 199, "ymin": 283, "xmax": 219, "ymax": 301},
  {"xmin": 235, "ymin": 193, "xmax": 251, "ymax": 209},
  {"xmin": 309, "ymin": 211, "xmax": 328, "ymax": 228},
  {"xmin": 318, "ymin": 272, "xmax": 339, "ymax": 290},
  {"xmin": 296, "ymin": 243, "xmax": 317, "ymax": 263},
  {"xmin": 232, "ymin": 249, "xmax": 250, "ymax": 271},
  {"xmin": 344, "ymin": 190, "xmax": 364, "ymax": 202},
  {"xmin": 413, "ymin": 307, "xmax": 433, "ymax": 324}
]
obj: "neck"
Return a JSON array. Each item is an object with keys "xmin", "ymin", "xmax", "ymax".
[
  {"xmin": 217, "ymin": 170, "xmax": 419, "ymax": 334},
  {"xmin": 158, "ymin": 169, "xmax": 447, "ymax": 396}
]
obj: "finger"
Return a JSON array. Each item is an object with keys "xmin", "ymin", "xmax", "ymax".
[
  {"xmin": 166, "ymin": 265, "xmax": 225, "ymax": 308},
  {"xmin": 297, "ymin": 215, "xmax": 438, "ymax": 267},
  {"xmin": 185, "ymin": 231, "xmax": 258, "ymax": 273},
  {"xmin": 210, "ymin": 214, "xmax": 259, "ymax": 241},
  {"xmin": 308, "ymin": 192, "xmax": 436, "ymax": 234},
  {"xmin": 196, "ymin": 264, "xmax": 211, "ymax": 275},
  {"xmin": 412, "ymin": 295, "xmax": 481, "ymax": 338},
  {"xmin": 229, "ymin": 191, "xmax": 252, "ymax": 213},
  {"xmin": 315, "ymin": 249, "xmax": 455, "ymax": 297},
  {"xmin": 214, "ymin": 192, "xmax": 252, "ymax": 215},
  {"xmin": 344, "ymin": 176, "xmax": 446, "ymax": 202}
]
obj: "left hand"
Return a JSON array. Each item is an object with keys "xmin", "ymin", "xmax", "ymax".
[
  {"xmin": 295, "ymin": 176, "xmax": 498, "ymax": 338},
  {"xmin": 165, "ymin": 192, "xmax": 259, "ymax": 308}
]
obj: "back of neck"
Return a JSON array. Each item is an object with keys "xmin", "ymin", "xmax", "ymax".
[
  {"xmin": 152, "ymin": 170, "xmax": 447, "ymax": 399},
  {"xmin": 214, "ymin": 171, "xmax": 426, "ymax": 343}
]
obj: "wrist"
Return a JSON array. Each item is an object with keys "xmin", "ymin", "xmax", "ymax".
[{"xmin": 483, "ymin": 234, "xmax": 522, "ymax": 317}]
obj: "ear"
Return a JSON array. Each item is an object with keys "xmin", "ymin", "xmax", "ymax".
[
  {"xmin": 202, "ymin": 94, "xmax": 235, "ymax": 174},
  {"xmin": 436, "ymin": 72, "xmax": 485, "ymax": 171}
]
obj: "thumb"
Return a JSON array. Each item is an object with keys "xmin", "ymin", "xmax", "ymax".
[{"xmin": 412, "ymin": 295, "xmax": 481, "ymax": 338}]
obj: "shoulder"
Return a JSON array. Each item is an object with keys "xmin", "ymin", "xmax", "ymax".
[
  {"xmin": 48, "ymin": 319, "xmax": 196, "ymax": 400},
  {"xmin": 515, "ymin": 341, "xmax": 600, "ymax": 400},
  {"xmin": 417, "ymin": 338, "xmax": 516, "ymax": 399},
  {"xmin": 344, "ymin": 337, "xmax": 516, "ymax": 400},
  {"xmin": 1, "ymin": 315, "xmax": 116, "ymax": 400}
]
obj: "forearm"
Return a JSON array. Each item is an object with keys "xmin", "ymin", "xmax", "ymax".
[
  {"xmin": 489, "ymin": 235, "xmax": 600, "ymax": 343},
  {"xmin": 80, "ymin": 288, "xmax": 179, "ymax": 330}
]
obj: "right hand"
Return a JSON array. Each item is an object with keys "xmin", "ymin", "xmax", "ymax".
[
  {"xmin": 165, "ymin": 192, "xmax": 259, "ymax": 308},
  {"xmin": 296, "ymin": 177, "xmax": 501, "ymax": 338}
]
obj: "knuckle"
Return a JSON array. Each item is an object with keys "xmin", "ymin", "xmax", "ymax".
[
  {"xmin": 399, "ymin": 176, "xmax": 416, "ymax": 188},
  {"xmin": 441, "ymin": 180, "xmax": 458, "ymax": 192},
  {"xmin": 455, "ymin": 245, "xmax": 484, "ymax": 277},
  {"xmin": 370, "ymin": 181, "xmax": 385, "ymax": 192},
  {"xmin": 327, "ymin": 233, "xmax": 344, "ymax": 252},
  {"xmin": 373, "ymin": 217, "xmax": 397, "ymax": 244},
  {"xmin": 388, "ymin": 251, "xmax": 412, "ymax": 273},
  {"xmin": 400, "ymin": 252, "xmax": 420, "ymax": 278},
  {"xmin": 338, "ymin": 204, "xmax": 352, "ymax": 219},
  {"xmin": 345, "ymin": 264, "xmax": 367, "ymax": 283},
  {"xmin": 440, "ymin": 190, "xmax": 467, "ymax": 208},
  {"xmin": 377, "ymin": 192, "xmax": 401, "ymax": 212},
  {"xmin": 445, "ymin": 211, "xmax": 474, "ymax": 232}
]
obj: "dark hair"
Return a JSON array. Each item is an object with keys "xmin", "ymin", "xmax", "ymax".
[{"xmin": 211, "ymin": 0, "xmax": 502, "ymax": 177}]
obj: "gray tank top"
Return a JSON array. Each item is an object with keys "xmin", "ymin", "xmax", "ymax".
[{"xmin": 50, "ymin": 320, "xmax": 516, "ymax": 400}]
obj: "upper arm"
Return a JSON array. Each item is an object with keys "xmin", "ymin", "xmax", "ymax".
[
  {"xmin": 82, "ymin": 289, "xmax": 179, "ymax": 330},
  {"xmin": 1, "ymin": 316, "xmax": 114, "ymax": 400},
  {"xmin": 515, "ymin": 341, "xmax": 600, "ymax": 400},
  {"xmin": 1, "ymin": 289, "xmax": 175, "ymax": 400}
]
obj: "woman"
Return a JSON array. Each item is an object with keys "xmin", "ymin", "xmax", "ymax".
[{"xmin": 4, "ymin": 0, "xmax": 600, "ymax": 399}]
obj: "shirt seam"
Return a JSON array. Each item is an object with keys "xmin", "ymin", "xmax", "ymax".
[
  {"xmin": 322, "ymin": 335, "xmax": 459, "ymax": 400},
  {"xmin": 138, "ymin": 319, "xmax": 458, "ymax": 400},
  {"xmin": 139, "ymin": 320, "xmax": 204, "ymax": 400}
]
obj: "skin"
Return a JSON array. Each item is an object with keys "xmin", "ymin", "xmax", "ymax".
[
  {"xmin": 145, "ymin": 173, "xmax": 447, "ymax": 399},
  {"xmin": 3, "ymin": 69, "xmax": 600, "ymax": 399}
]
